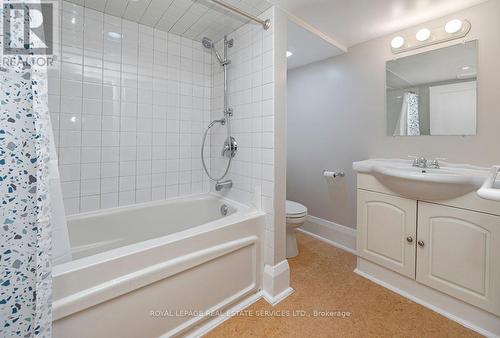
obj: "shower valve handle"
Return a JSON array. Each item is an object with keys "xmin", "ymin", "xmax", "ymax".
[{"xmin": 221, "ymin": 136, "xmax": 238, "ymax": 158}]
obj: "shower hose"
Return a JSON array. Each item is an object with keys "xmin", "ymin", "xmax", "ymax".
[{"xmin": 201, "ymin": 119, "xmax": 232, "ymax": 182}]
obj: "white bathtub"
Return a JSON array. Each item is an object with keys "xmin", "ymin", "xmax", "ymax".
[{"xmin": 52, "ymin": 194, "xmax": 265, "ymax": 338}]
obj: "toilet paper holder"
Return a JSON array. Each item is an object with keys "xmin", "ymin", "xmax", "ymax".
[{"xmin": 323, "ymin": 170, "xmax": 345, "ymax": 178}]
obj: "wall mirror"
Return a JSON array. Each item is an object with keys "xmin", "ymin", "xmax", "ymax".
[{"xmin": 386, "ymin": 40, "xmax": 478, "ymax": 136}]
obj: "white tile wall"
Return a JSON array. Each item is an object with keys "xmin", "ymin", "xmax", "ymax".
[
  {"xmin": 210, "ymin": 8, "xmax": 275, "ymax": 259},
  {"xmin": 51, "ymin": 1, "xmax": 212, "ymax": 215}
]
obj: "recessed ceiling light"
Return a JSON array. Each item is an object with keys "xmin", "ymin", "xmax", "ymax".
[
  {"xmin": 462, "ymin": 66, "xmax": 471, "ymax": 70},
  {"xmin": 108, "ymin": 31, "xmax": 122, "ymax": 39},
  {"xmin": 71, "ymin": 17, "xmax": 76, "ymax": 25},
  {"xmin": 391, "ymin": 36, "xmax": 405, "ymax": 49},
  {"xmin": 445, "ymin": 19, "xmax": 463, "ymax": 34},
  {"xmin": 286, "ymin": 51, "xmax": 293, "ymax": 58},
  {"xmin": 416, "ymin": 28, "xmax": 431, "ymax": 42}
]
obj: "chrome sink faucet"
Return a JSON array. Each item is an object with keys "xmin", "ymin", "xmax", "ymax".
[
  {"xmin": 410, "ymin": 156, "xmax": 441, "ymax": 169},
  {"xmin": 412, "ymin": 156, "xmax": 428, "ymax": 168}
]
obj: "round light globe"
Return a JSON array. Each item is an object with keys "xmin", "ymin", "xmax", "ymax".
[
  {"xmin": 416, "ymin": 28, "xmax": 431, "ymax": 42},
  {"xmin": 391, "ymin": 36, "xmax": 405, "ymax": 49},
  {"xmin": 445, "ymin": 19, "xmax": 463, "ymax": 34}
]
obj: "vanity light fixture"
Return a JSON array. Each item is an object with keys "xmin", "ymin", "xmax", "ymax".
[
  {"xmin": 445, "ymin": 19, "xmax": 463, "ymax": 34},
  {"xmin": 391, "ymin": 36, "xmax": 405, "ymax": 49},
  {"xmin": 416, "ymin": 28, "xmax": 431, "ymax": 42},
  {"xmin": 391, "ymin": 19, "xmax": 471, "ymax": 54},
  {"xmin": 286, "ymin": 51, "xmax": 293, "ymax": 57}
]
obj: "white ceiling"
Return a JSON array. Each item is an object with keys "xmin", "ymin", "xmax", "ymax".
[
  {"xmin": 387, "ymin": 40, "xmax": 478, "ymax": 88},
  {"xmin": 66, "ymin": 0, "xmax": 489, "ymax": 70},
  {"xmin": 273, "ymin": 0, "xmax": 489, "ymax": 48},
  {"xmin": 287, "ymin": 20, "xmax": 343, "ymax": 69},
  {"xmin": 65, "ymin": 0, "xmax": 272, "ymax": 42}
]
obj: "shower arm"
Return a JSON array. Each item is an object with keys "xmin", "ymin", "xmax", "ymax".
[{"xmin": 209, "ymin": 0, "xmax": 271, "ymax": 30}]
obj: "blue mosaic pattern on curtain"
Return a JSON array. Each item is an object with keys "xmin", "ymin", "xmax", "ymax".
[
  {"xmin": 0, "ymin": 2, "xmax": 53, "ymax": 333},
  {"xmin": 0, "ymin": 61, "xmax": 52, "ymax": 337}
]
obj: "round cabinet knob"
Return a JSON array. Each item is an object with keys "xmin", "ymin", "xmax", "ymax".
[
  {"xmin": 418, "ymin": 240, "xmax": 425, "ymax": 247},
  {"xmin": 406, "ymin": 236, "xmax": 413, "ymax": 243}
]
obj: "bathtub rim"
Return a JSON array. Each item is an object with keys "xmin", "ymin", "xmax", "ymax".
[
  {"xmin": 65, "ymin": 192, "xmax": 245, "ymax": 222},
  {"xmin": 53, "ymin": 193, "xmax": 264, "ymax": 277}
]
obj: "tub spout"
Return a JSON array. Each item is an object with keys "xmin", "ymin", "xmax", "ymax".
[{"xmin": 215, "ymin": 180, "xmax": 233, "ymax": 191}]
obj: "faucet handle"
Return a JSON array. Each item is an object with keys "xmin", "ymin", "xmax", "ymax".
[
  {"xmin": 427, "ymin": 159, "xmax": 440, "ymax": 168},
  {"xmin": 408, "ymin": 155, "xmax": 419, "ymax": 166},
  {"xmin": 428, "ymin": 158, "xmax": 447, "ymax": 169}
]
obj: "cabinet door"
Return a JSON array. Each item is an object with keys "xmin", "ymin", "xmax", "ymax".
[
  {"xmin": 357, "ymin": 190, "xmax": 417, "ymax": 278},
  {"xmin": 417, "ymin": 202, "xmax": 500, "ymax": 316}
]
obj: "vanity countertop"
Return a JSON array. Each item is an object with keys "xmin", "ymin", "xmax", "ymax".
[{"xmin": 353, "ymin": 159, "xmax": 500, "ymax": 202}]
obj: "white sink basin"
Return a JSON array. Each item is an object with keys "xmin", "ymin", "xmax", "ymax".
[{"xmin": 353, "ymin": 159, "xmax": 490, "ymax": 201}]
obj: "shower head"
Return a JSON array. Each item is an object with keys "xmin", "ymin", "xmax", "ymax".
[
  {"xmin": 202, "ymin": 37, "xmax": 224, "ymax": 65},
  {"xmin": 202, "ymin": 37, "xmax": 214, "ymax": 49}
]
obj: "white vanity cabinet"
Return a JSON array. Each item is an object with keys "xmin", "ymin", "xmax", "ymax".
[
  {"xmin": 417, "ymin": 202, "xmax": 500, "ymax": 316},
  {"xmin": 356, "ymin": 173, "xmax": 500, "ymax": 318},
  {"xmin": 357, "ymin": 190, "xmax": 416, "ymax": 279}
]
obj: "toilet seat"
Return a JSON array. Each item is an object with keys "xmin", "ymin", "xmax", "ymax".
[{"xmin": 286, "ymin": 200, "xmax": 307, "ymax": 219}]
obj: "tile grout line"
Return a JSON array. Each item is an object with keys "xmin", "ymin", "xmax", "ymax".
[
  {"xmin": 78, "ymin": 6, "xmax": 85, "ymax": 213},
  {"xmin": 98, "ymin": 12, "xmax": 105, "ymax": 210},
  {"xmin": 117, "ymin": 16, "xmax": 123, "ymax": 206},
  {"xmin": 134, "ymin": 22, "xmax": 140, "ymax": 204}
]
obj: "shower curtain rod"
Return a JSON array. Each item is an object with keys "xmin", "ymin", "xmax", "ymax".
[{"xmin": 209, "ymin": 0, "xmax": 271, "ymax": 30}]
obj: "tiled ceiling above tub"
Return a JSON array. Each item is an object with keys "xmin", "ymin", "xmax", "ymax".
[{"xmin": 65, "ymin": 0, "xmax": 272, "ymax": 42}]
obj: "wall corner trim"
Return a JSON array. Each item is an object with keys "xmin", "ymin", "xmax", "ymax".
[
  {"xmin": 266, "ymin": 1, "xmax": 348, "ymax": 53},
  {"xmin": 262, "ymin": 260, "xmax": 294, "ymax": 306},
  {"xmin": 298, "ymin": 215, "xmax": 357, "ymax": 255}
]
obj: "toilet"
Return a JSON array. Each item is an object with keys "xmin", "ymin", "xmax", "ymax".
[{"xmin": 286, "ymin": 200, "xmax": 308, "ymax": 258}]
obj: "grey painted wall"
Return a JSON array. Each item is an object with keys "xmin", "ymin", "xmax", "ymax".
[{"xmin": 286, "ymin": 0, "xmax": 500, "ymax": 228}]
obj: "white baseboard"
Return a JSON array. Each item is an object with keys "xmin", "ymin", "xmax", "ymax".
[
  {"xmin": 356, "ymin": 258, "xmax": 500, "ymax": 338},
  {"xmin": 298, "ymin": 215, "xmax": 357, "ymax": 255},
  {"xmin": 263, "ymin": 287, "xmax": 294, "ymax": 306},
  {"xmin": 262, "ymin": 260, "xmax": 294, "ymax": 306},
  {"xmin": 184, "ymin": 291, "xmax": 263, "ymax": 338}
]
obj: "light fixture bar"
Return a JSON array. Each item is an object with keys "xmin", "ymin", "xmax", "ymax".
[
  {"xmin": 391, "ymin": 19, "xmax": 471, "ymax": 54},
  {"xmin": 209, "ymin": 0, "xmax": 271, "ymax": 30}
]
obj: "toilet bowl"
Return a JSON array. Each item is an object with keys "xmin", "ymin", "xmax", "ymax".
[{"xmin": 286, "ymin": 200, "xmax": 308, "ymax": 258}]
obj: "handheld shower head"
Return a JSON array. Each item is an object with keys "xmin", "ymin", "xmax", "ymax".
[{"xmin": 201, "ymin": 36, "xmax": 224, "ymax": 64}]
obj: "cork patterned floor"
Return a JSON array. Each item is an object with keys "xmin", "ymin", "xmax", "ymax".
[{"xmin": 205, "ymin": 230, "xmax": 481, "ymax": 338}]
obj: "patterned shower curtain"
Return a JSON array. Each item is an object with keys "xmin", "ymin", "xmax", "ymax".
[
  {"xmin": 393, "ymin": 92, "xmax": 421, "ymax": 136},
  {"xmin": 0, "ymin": 2, "xmax": 53, "ymax": 336}
]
